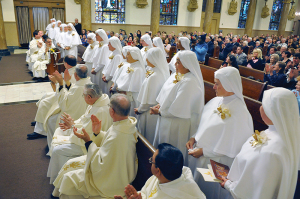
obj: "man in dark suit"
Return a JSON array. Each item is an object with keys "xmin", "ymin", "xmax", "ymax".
[
  {"xmin": 219, "ymin": 38, "xmax": 233, "ymax": 60},
  {"xmin": 74, "ymin": 18, "xmax": 82, "ymax": 36},
  {"xmin": 206, "ymin": 36, "xmax": 214, "ymax": 57},
  {"xmin": 247, "ymin": 37, "xmax": 255, "ymax": 47},
  {"xmin": 232, "ymin": 37, "xmax": 240, "ymax": 47}
]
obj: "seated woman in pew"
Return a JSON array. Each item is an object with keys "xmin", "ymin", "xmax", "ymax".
[
  {"xmin": 264, "ymin": 61, "xmax": 287, "ymax": 87},
  {"xmin": 264, "ymin": 54, "xmax": 279, "ymax": 74},
  {"xmin": 220, "ymin": 54, "xmax": 239, "ymax": 70},
  {"xmin": 220, "ymin": 88, "xmax": 300, "ymax": 199},
  {"xmin": 247, "ymin": 48, "xmax": 264, "ymax": 71},
  {"xmin": 281, "ymin": 51, "xmax": 292, "ymax": 65}
]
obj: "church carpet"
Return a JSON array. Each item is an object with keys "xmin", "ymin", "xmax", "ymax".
[
  {"xmin": 0, "ymin": 103, "xmax": 53, "ymax": 199},
  {"xmin": 0, "ymin": 54, "xmax": 35, "ymax": 84}
]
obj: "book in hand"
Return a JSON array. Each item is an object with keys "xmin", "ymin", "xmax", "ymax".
[{"xmin": 196, "ymin": 159, "xmax": 230, "ymax": 183}]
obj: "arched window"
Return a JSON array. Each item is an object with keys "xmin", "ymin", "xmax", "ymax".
[
  {"xmin": 269, "ymin": 0, "xmax": 284, "ymax": 30},
  {"xmin": 202, "ymin": 0, "xmax": 223, "ymax": 13},
  {"xmin": 95, "ymin": 0, "xmax": 125, "ymax": 24},
  {"xmin": 160, "ymin": 0, "xmax": 179, "ymax": 25},
  {"xmin": 238, "ymin": 0, "xmax": 250, "ymax": 28}
]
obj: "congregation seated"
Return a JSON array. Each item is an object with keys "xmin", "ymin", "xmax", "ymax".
[
  {"xmin": 247, "ymin": 48, "xmax": 264, "ymax": 71},
  {"xmin": 264, "ymin": 61, "xmax": 287, "ymax": 87},
  {"xmin": 52, "ymin": 94, "xmax": 138, "ymax": 199},
  {"xmin": 114, "ymin": 143, "xmax": 206, "ymax": 199}
]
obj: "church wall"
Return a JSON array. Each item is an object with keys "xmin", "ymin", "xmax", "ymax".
[
  {"xmin": 177, "ymin": 0, "xmax": 203, "ymax": 27},
  {"xmin": 2, "ymin": 0, "xmax": 19, "ymax": 47},
  {"xmin": 65, "ymin": 0, "xmax": 81, "ymax": 23},
  {"xmin": 252, "ymin": 0, "xmax": 273, "ymax": 31},
  {"xmin": 219, "ymin": 0, "xmax": 241, "ymax": 29}
]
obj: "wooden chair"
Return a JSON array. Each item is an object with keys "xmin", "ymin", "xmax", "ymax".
[
  {"xmin": 213, "ymin": 45, "xmax": 220, "ymax": 59},
  {"xmin": 131, "ymin": 132, "xmax": 156, "ymax": 191},
  {"xmin": 203, "ymin": 81, "xmax": 268, "ymax": 131},
  {"xmin": 167, "ymin": 46, "xmax": 176, "ymax": 63}
]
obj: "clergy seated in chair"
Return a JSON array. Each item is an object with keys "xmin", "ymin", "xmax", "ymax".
[
  {"xmin": 220, "ymin": 88, "xmax": 300, "ymax": 199},
  {"xmin": 114, "ymin": 143, "xmax": 206, "ymax": 199},
  {"xmin": 47, "ymin": 83, "xmax": 113, "ymax": 184},
  {"xmin": 186, "ymin": 67, "xmax": 254, "ymax": 199},
  {"xmin": 43, "ymin": 64, "xmax": 91, "ymax": 148},
  {"xmin": 28, "ymin": 55, "xmax": 77, "ymax": 140},
  {"xmin": 27, "ymin": 30, "xmax": 44, "ymax": 71},
  {"xmin": 32, "ymin": 37, "xmax": 52, "ymax": 80},
  {"xmin": 51, "ymin": 94, "xmax": 138, "ymax": 199}
]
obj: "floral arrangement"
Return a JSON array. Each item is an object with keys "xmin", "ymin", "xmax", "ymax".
[
  {"xmin": 214, "ymin": 104, "xmax": 231, "ymax": 119},
  {"xmin": 250, "ymin": 130, "xmax": 268, "ymax": 147}
]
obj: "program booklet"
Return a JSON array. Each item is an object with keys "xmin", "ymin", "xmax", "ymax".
[{"xmin": 196, "ymin": 160, "xmax": 230, "ymax": 183}]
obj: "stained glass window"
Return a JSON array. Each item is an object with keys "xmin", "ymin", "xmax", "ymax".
[
  {"xmin": 95, "ymin": 0, "xmax": 125, "ymax": 24},
  {"xmin": 269, "ymin": 0, "xmax": 284, "ymax": 30},
  {"xmin": 160, "ymin": 0, "xmax": 178, "ymax": 25},
  {"xmin": 238, "ymin": 0, "xmax": 250, "ymax": 28},
  {"xmin": 202, "ymin": 0, "xmax": 222, "ymax": 13}
]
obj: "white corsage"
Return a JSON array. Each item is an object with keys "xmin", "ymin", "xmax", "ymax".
[
  {"xmin": 173, "ymin": 73, "xmax": 184, "ymax": 84},
  {"xmin": 126, "ymin": 67, "xmax": 134, "ymax": 73},
  {"xmin": 214, "ymin": 104, "xmax": 231, "ymax": 119},
  {"xmin": 250, "ymin": 130, "xmax": 268, "ymax": 147}
]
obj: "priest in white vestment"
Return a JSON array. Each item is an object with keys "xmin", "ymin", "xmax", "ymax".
[
  {"xmin": 114, "ymin": 143, "xmax": 206, "ymax": 199},
  {"xmin": 64, "ymin": 23, "xmax": 82, "ymax": 57},
  {"xmin": 140, "ymin": 34, "xmax": 153, "ymax": 67},
  {"xmin": 186, "ymin": 67, "xmax": 253, "ymax": 199},
  {"xmin": 151, "ymin": 51, "xmax": 204, "ymax": 164},
  {"xmin": 52, "ymin": 94, "xmax": 138, "ymax": 199},
  {"xmin": 102, "ymin": 36, "xmax": 123, "ymax": 96},
  {"xmin": 28, "ymin": 55, "xmax": 78, "ymax": 140},
  {"xmin": 135, "ymin": 47, "xmax": 169, "ymax": 145},
  {"xmin": 47, "ymin": 84, "xmax": 113, "ymax": 183},
  {"xmin": 43, "ymin": 65, "xmax": 91, "ymax": 147},
  {"xmin": 116, "ymin": 47, "xmax": 146, "ymax": 117},
  {"xmin": 110, "ymin": 46, "xmax": 131, "ymax": 93},
  {"xmin": 27, "ymin": 30, "xmax": 44, "ymax": 71},
  {"xmin": 220, "ymin": 88, "xmax": 300, "ymax": 199},
  {"xmin": 82, "ymin": 33, "xmax": 98, "ymax": 77},
  {"xmin": 169, "ymin": 37, "xmax": 190, "ymax": 73},
  {"xmin": 32, "ymin": 37, "xmax": 52, "ymax": 78},
  {"xmin": 91, "ymin": 29, "xmax": 110, "ymax": 87}
]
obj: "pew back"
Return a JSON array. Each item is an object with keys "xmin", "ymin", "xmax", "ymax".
[
  {"xmin": 131, "ymin": 132, "xmax": 156, "ymax": 191},
  {"xmin": 204, "ymin": 81, "xmax": 268, "ymax": 131}
]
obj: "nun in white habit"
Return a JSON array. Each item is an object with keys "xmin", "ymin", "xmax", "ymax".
[
  {"xmin": 135, "ymin": 47, "xmax": 169, "ymax": 144},
  {"xmin": 46, "ymin": 18, "xmax": 56, "ymax": 35},
  {"xmin": 116, "ymin": 47, "xmax": 146, "ymax": 117},
  {"xmin": 220, "ymin": 88, "xmax": 300, "ymax": 199},
  {"xmin": 110, "ymin": 46, "xmax": 132, "ymax": 93},
  {"xmin": 186, "ymin": 67, "xmax": 253, "ymax": 199},
  {"xmin": 153, "ymin": 37, "xmax": 167, "ymax": 58},
  {"xmin": 151, "ymin": 50, "xmax": 205, "ymax": 163},
  {"xmin": 91, "ymin": 29, "xmax": 110, "ymax": 88},
  {"xmin": 64, "ymin": 23, "xmax": 82, "ymax": 57},
  {"xmin": 140, "ymin": 34, "xmax": 153, "ymax": 67},
  {"xmin": 169, "ymin": 37, "xmax": 190, "ymax": 73},
  {"xmin": 82, "ymin": 33, "xmax": 98, "ymax": 77},
  {"xmin": 102, "ymin": 36, "xmax": 123, "ymax": 96},
  {"xmin": 48, "ymin": 22, "xmax": 56, "ymax": 41},
  {"xmin": 54, "ymin": 20, "xmax": 61, "ymax": 46},
  {"xmin": 56, "ymin": 24, "xmax": 67, "ymax": 57}
]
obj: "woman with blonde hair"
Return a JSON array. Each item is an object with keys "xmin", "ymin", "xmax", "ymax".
[{"xmin": 247, "ymin": 48, "xmax": 264, "ymax": 71}]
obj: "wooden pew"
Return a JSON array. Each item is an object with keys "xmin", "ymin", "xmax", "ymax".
[
  {"xmin": 204, "ymin": 81, "xmax": 268, "ymax": 131},
  {"xmin": 131, "ymin": 132, "xmax": 156, "ymax": 191},
  {"xmin": 213, "ymin": 45, "xmax": 220, "ymax": 59},
  {"xmin": 207, "ymin": 57, "xmax": 265, "ymax": 81},
  {"xmin": 200, "ymin": 64, "xmax": 267, "ymax": 101}
]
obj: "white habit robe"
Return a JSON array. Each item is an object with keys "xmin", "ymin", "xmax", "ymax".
[
  {"xmin": 190, "ymin": 95, "xmax": 253, "ymax": 199},
  {"xmin": 47, "ymin": 94, "xmax": 113, "ymax": 183},
  {"xmin": 91, "ymin": 42, "xmax": 110, "ymax": 88},
  {"xmin": 116, "ymin": 61, "xmax": 145, "ymax": 117},
  {"xmin": 140, "ymin": 34, "xmax": 153, "ymax": 67},
  {"xmin": 102, "ymin": 50, "xmax": 123, "ymax": 96},
  {"xmin": 53, "ymin": 117, "xmax": 138, "ymax": 199},
  {"xmin": 44, "ymin": 77, "xmax": 91, "ymax": 148},
  {"xmin": 56, "ymin": 24, "xmax": 67, "ymax": 57},
  {"xmin": 224, "ymin": 88, "xmax": 300, "ymax": 199},
  {"xmin": 139, "ymin": 167, "xmax": 206, "ymax": 199},
  {"xmin": 27, "ymin": 37, "xmax": 43, "ymax": 71},
  {"xmin": 136, "ymin": 47, "xmax": 170, "ymax": 145},
  {"xmin": 64, "ymin": 23, "xmax": 82, "ymax": 57},
  {"xmin": 33, "ymin": 67, "xmax": 76, "ymax": 135},
  {"xmin": 82, "ymin": 37, "xmax": 98, "ymax": 77},
  {"xmin": 153, "ymin": 72, "xmax": 204, "ymax": 164}
]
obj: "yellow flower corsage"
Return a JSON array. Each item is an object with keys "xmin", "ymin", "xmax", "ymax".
[
  {"xmin": 109, "ymin": 55, "xmax": 114, "ymax": 59},
  {"xmin": 214, "ymin": 104, "xmax": 231, "ymax": 119},
  {"xmin": 72, "ymin": 33, "xmax": 75, "ymax": 36},
  {"xmin": 173, "ymin": 73, "xmax": 184, "ymax": 84},
  {"xmin": 250, "ymin": 130, "xmax": 268, "ymax": 147},
  {"xmin": 146, "ymin": 70, "xmax": 154, "ymax": 78},
  {"xmin": 99, "ymin": 42, "xmax": 103, "ymax": 47},
  {"xmin": 118, "ymin": 62, "xmax": 124, "ymax": 68},
  {"xmin": 127, "ymin": 67, "xmax": 134, "ymax": 73}
]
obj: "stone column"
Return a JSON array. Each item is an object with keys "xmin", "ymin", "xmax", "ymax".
[
  {"xmin": 203, "ymin": 0, "xmax": 214, "ymax": 33},
  {"xmin": 150, "ymin": 0, "xmax": 160, "ymax": 35},
  {"xmin": 244, "ymin": 0, "xmax": 257, "ymax": 37},
  {"xmin": 278, "ymin": 0, "xmax": 291, "ymax": 36},
  {"xmin": 81, "ymin": 0, "xmax": 92, "ymax": 30},
  {"xmin": 0, "ymin": 0, "xmax": 10, "ymax": 56}
]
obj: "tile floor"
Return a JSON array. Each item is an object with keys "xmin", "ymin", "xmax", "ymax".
[{"xmin": 0, "ymin": 82, "xmax": 53, "ymax": 104}]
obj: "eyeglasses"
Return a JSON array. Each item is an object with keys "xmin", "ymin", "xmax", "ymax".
[{"xmin": 149, "ymin": 157, "xmax": 155, "ymax": 164}]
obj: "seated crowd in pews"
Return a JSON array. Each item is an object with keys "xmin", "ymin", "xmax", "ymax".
[{"xmin": 25, "ymin": 18, "xmax": 300, "ymax": 199}]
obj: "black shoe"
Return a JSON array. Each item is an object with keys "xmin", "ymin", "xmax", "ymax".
[
  {"xmin": 51, "ymin": 194, "xmax": 59, "ymax": 199},
  {"xmin": 27, "ymin": 132, "xmax": 46, "ymax": 140},
  {"xmin": 31, "ymin": 121, "xmax": 36, "ymax": 126},
  {"xmin": 32, "ymin": 77, "xmax": 38, "ymax": 80}
]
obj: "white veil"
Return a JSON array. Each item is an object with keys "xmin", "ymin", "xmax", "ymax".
[
  {"xmin": 95, "ymin": 29, "xmax": 109, "ymax": 44},
  {"xmin": 141, "ymin": 34, "xmax": 153, "ymax": 48},
  {"xmin": 147, "ymin": 47, "xmax": 170, "ymax": 81}
]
